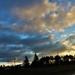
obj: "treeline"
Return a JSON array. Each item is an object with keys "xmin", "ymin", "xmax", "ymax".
[
  {"xmin": 22, "ymin": 53, "xmax": 75, "ymax": 68},
  {"xmin": 0, "ymin": 53, "xmax": 75, "ymax": 69}
]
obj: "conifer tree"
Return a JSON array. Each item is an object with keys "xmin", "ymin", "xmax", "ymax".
[{"xmin": 23, "ymin": 56, "xmax": 29, "ymax": 68}]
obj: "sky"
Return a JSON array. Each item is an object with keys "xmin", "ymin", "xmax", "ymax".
[{"xmin": 0, "ymin": 0, "xmax": 75, "ymax": 65}]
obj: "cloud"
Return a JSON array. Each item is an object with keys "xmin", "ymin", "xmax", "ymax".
[
  {"xmin": 66, "ymin": 34, "xmax": 75, "ymax": 43},
  {"xmin": 31, "ymin": 40, "xmax": 69, "ymax": 58},
  {"xmin": 0, "ymin": 31, "xmax": 53, "ymax": 62},
  {"xmin": 61, "ymin": 34, "xmax": 75, "ymax": 52},
  {"xmin": 11, "ymin": 0, "xmax": 58, "ymax": 33},
  {"xmin": 0, "ymin": 0, "xmax": 75, "ymax": 33},
  {"xmin": 0, "ymin": 31, "xmax": 67, "ymax": 62},
  {"xmin": 61, "ymin": 34, "xmax": 67, "ymax": 38},
  {"xmin": 0, "ymin": 33, "xmax": 20, "ymax": 44},
  {"xmin": 0, "ymin": 31, "xmax": 75, "ymax": 62},
  {"xmin": 0, "ymin": 43, "xmax": 34, "ymax": 62},
  {"xmin": 7, "ymin": 0, "xmax": 74, "ymax": 34},
  {"xmin": 0, "ymin": 0, "xmax": 41, "ymax": 10},
  {"xmin": 0, "ymin": 0, "xmax": 75, "ymax": 63}
]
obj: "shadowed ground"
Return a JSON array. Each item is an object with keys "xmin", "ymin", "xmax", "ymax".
[{"xmin": 0, "ymin": 65, "xmax": 75, "ymax": 75}]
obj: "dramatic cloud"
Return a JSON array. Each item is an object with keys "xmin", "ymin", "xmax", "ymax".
[
  {"xmin": 10, "ymin": 0, "xmax": 75, "ymax": 33},
  {"xmin": 0, "ymin": 0, "xmax": 75, "ymax": 64}
]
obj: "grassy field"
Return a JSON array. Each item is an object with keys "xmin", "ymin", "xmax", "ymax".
[{"xmin": 0, "ymin": 65, "xmax": 75, "ymax": 75}]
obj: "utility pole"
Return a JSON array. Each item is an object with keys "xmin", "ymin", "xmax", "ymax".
[{"xmin": 14, "ymin": 58, "xmax": 16, "ymax": 66}]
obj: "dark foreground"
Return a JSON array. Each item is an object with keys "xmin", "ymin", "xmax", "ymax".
[{"xmin": 0, "ymin": 65, "xmax": 75, "ymax": 75}]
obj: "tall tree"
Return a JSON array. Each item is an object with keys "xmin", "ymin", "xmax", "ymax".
[
  {"xmin": 31, "ymin": 53, "xmax": 39, "ymax": 68},
  {"xmin": 34, "ymin": 53, "xmax": 39, "ymax": 61},
  {"xmin": 23, "ymin": 56, "xmax": 30, "ymax": 68},
  {"xmin": 55, "ymin": 55, "xmax": 61, "ymax": 66}
]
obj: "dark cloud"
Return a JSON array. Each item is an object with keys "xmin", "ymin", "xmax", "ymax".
[
  {"xmin": 0, "ymin": 0, "xmax": 42, "ymax": 10},
  {"xmin": 0, "ymin": 30, "xmax": 74, "ymax": 62},
  {"xmin": 32, "ymin": 41, "xmax": 67, "ymax": 54},
  {"xmin": 21, "ymin": 34, "xmax": 51, "ymax": 46},
  {"xmin": 66, "ymin": 34, "xmax": 75, "ymax": 41},
  {"xmin": 0, "ymin": 31, "xmax": 74, "ymax": 62},
  {"xmin": 0, "ymin": 32, "xmax": 52, "ymax": 62},
  {"xmin": 0, "ymin": 44, "xmax": 33, "ymax": 62},
  {"xmin": 0, "ymin": 31, "xmax": 50, "ymax": 45},
  {"xmin": 0, "ymin": 32, "xmax": 20, "ymax": 44}
]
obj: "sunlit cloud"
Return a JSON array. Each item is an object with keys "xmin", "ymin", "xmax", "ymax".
[{"xmin": 10, "ymin": 0, "xmax": 75, "ymax": 33}]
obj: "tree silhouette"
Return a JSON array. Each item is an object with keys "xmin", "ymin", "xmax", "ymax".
[
  {"xmin": 39, "ymin": 57, "xmax": 46, "ymax": 67},
  {"xmin": 69, "ymin": 55, "xmax": 73, "ymax": 61},
  {"xmin": 55, "ymin": 55, "xmax": 61, "ymax": 66},
  {"xmin": 49, "ymin": 56, "xmax": 54, "ymax": 64},
  {"xmin": 45, "ymin": 56, "xmax": 50, "ymax": 65},
  {"xmin": 64, "ymin": 55, "xmax": 69, "ymax": 63},
  {"xmin": 34, "ymin": 53, "xmax": 39, "ymax": 61},
  {"xmin": 23, "ymin": 56, "xmax": 30, "ymax": 68},
  {"xmin": 31, "ymin": 53, "xmax": 39, "ymax": 68}
]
